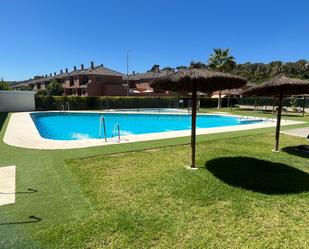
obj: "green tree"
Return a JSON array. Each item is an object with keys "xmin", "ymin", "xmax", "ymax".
[
  {"xmin": 189, "ymin": 61, "xmax": 207, "ymax": 69},
  {"xmin": 148, "ymin": 65, "xmax": 160, "ymax": 72},
  {"xmin": 0, "ymin": 78, "xmax": 10, "ymax": 90},
  {"xmin": 37, "ymin": 89, "xmax": 47, "ymax": 95},
  {"xmin": 208, "ymin": 48, "xmax": 236, "ymax": 72},
  {"xmin": 47, "ymin": 80, "xmax": 63, "ymax": 96},
  {"xmin": 208, "ymin": 48, "xmax": 237, "ymax": 108},
  {"xmin": 176, "ymin": 66, "xmax": 187, "ymax": 70},
  {"xmin": 161, "ymin": 66, "xmax": 175, "ymax": 72}
]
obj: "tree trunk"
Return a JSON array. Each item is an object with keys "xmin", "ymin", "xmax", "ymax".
[
  {"xmin": 191, "ymin": 80, "xmax": 197, "ymax": 168},
  {"xmin": 274, "ymin": 90, "xmax": 283, "ymax": 152}
]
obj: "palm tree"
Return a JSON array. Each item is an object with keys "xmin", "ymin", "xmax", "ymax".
[{"xmin": 208, "ymin": 49, "xmax": 237, "ymax": 108}]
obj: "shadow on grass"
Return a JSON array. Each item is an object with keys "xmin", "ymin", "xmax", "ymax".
[
  {"xmin": 0, "ymin": 216, "xmax": 42, "ymax": 226},
  {"xmin": 282, "ymin": 146, "xmax": 309, "ymax": 159},
  {"xmin": 0, "ymin": 188, "xmax": 38, "ymax": 195},
  {"xmin": 205, "ymin": 157, "xmax": 309, "ymax": 195},
  {"xmin": 0, "ymin": 112, "xmax": 8, "ymax": 132}
]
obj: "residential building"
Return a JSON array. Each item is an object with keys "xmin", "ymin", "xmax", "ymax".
[
  {"xmin": 124, "ymin": 68, "xmax": 173, "ymax": 96},
  {"xmin": 12, "ymin": 62, "xmax": 127, "ymax": 96}
]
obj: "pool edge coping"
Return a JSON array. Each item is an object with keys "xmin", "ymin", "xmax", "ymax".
[{"xmin": 3, "ymin": 111, "xmax": 303, "ymax": 150}]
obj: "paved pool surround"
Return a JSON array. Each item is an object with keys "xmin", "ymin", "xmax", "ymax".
[
  {"xmin": 0, "ymin": 166, "xmax": 16, "ymax": 206},
  {"xmin": 3, "ymin": 111, "xmax": 303, "ymax": 150}
]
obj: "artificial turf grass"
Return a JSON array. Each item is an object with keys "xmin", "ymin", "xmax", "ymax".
[
  {"xmin": 0, "ymin": 110, "xmax": 308, "ymax": 248},
  {"xmin": 34, "ymin": 133, "xmax": 309, "ymax": 249}
]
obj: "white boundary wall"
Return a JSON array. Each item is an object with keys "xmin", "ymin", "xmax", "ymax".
[
  {"xmin": 0, "ymin": 91, "xmax": 35, "ymax": 112},
  {"xmin": 239, "ymin": 105, "xmax": 309, "ymax": 113}
]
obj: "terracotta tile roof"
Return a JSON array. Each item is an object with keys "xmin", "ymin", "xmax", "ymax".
[
  {"xmin": 67, "ymin": 65, "xmax": 124, "ymax": 77},
  {"xmin": 12, "ymin": 65, "xmax": 124, "ymax": 87}
]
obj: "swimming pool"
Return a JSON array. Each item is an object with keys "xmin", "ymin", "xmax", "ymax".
[{"xmin": 30, "ymin": 112, "xmax": 262, "ymax": 141}]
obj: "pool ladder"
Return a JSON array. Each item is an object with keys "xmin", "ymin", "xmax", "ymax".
[
  {"xmin": 99, "ymin": 115, "xmax": 107, "ymax": 141},
  {"xmin": 112, "ymin": 123, "xmax": 121, "ymax": 142},
  {"xmin": 265, "ymin": 113, "xmax": 276, "ymax": 122},
  {"xmin": 60, "ymin": 102, "xmax": 70, "ymax": 112},
  {"xmin": 66, "ymin": 102, "xmax": 70, "ymax": 111}
]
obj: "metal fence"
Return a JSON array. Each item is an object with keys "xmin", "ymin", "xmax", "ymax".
[{"xmin": 239, "ymin": 96, "xmax": 308, "ymax": 108}]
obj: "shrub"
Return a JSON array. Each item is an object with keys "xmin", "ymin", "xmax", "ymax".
[
  {"xmin": 35, "ymin": 96, "xmax": 183, "ymax": 111},
  {"xmin": 35, "ymin": 96, "xmax": 242, "ymax": 111},
  {"xmin": 37, "ymin": 89, "xmax": 47, "ymax": 95},
  {"xmin": 47, "ymin": 80, "xmax": 63, "ymax": 96},
  {"xmin": 0, "ymin": 81, "xmax": 11, "ymax": 90}
]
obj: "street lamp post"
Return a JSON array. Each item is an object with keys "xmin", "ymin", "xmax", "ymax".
[{"xmin": 126, "ymin": 50, "xmax": 131, "ymax": 96}]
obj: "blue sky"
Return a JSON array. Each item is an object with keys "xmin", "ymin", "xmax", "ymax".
[{"xmin": 1, "ymin": 0, "xmax": 309, "ymax": 81}]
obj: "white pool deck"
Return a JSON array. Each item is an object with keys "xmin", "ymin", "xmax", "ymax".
[
  {"xmin": 281, "ymin": 127, "xmax": 309, "ymax": 138},
  {"xmin": 0, "ymin": 166, "xmax": 16, "ymax": 206},
  {"xmin": 3, "ymin": 111, "xmax": 303, "ymax": 150}
]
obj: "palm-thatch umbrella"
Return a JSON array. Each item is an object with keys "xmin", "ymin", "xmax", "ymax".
[
  {"xmin": 243, "ymin": 74, "xmax": 309, "ymax": 152},
  {"xmin": 151, "ymin": 68, "xmax": 247, "ymax": 168}
]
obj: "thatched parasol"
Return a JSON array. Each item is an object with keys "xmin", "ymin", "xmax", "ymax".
[
  {"xmin": 243, "ymin": 74, "xmax": 309, "ymax": 152},
  {"xmin": 151, "ymin": 68, "xmax": 247, "ymax": 168}
]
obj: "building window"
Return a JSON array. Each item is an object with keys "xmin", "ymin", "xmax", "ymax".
[
  {"xmin": 80, "ymin": 76, "xmax": 88, "ymax": 85},
  {"xmin": 74, "ymin": 77, "xmax": 79, "ymax": 85}
]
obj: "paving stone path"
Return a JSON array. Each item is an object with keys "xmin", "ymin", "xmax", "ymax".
[{"xmin": 281, "ymin": 128, "xmax": 309, "ymax": 138}]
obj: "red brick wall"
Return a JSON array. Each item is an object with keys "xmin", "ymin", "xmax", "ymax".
[
  {"xmin": 87, "ymin": 75, "xmax": 126, "ymax": 96},
  {"xmin": 62, "ymin": 74, "xmax": 126, "ymax": 96}
]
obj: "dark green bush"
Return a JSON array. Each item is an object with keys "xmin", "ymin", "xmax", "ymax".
[
  {"xmin": 47, "ymin": 80, "xmax": 63, "ymax": 96},
  {"xmin": 35, "ymin": 96, "xmax": 243, "ymax": 111},
  {"xmin": 35, "ymin": 96, "xmax": 184, "ymax": 111}
]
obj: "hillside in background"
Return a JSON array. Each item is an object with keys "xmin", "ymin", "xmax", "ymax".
[
  {"xmin": 232, "ymin": 60, "xmax": 309, "ymax": 83},
  {"xmin": 4, "ymin": 59, "xmax": 309, "ymax": 86},
  {"xmin": 159, "ymin": 59, "xmax": 309, "ymax": 84}
]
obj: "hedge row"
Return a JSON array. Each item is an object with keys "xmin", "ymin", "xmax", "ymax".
[
  {"xmin": 35, "ymin": 96, "xmax": 184, "ymax": 111},
  {"xmin": 35, "ymin": 96, "xmax": 240, "ymax": 111}
]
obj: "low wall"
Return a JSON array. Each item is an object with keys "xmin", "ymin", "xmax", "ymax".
[
  {"xmin": 0, "ymin": 91, "xmax": 36, "ymax": 112},
  {"xmin": 239, "ymin": 105, "xmax": 309, "ymax": 113}
]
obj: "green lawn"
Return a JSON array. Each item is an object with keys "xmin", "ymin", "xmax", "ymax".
[{"xmin": 0, "ymin": 110, "xmax": 309, "ymax": 248}]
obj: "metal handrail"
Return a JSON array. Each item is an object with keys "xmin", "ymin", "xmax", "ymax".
[
  {"xmin": 239, "ymin": 115, "xmax": 250, "ymax": 120},
  {"xmin": 99, "ymin": 115, "xmax": 107, "ymax": 141},
  {"xmin": 60, "ymin": 105, "xmax": 65, "ymax": 112},
  {"xmin": 66, "ymin": 102, "xmax": 70, "ymax": 111},
  {"xmin": 112, "ymin": 123, "xmax": 121, "ymax": 141},
  {"xmin": 265, "ymin": 113, "xmax": 276, "ymax": 122}
]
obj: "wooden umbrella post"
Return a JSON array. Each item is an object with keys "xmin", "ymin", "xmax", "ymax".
[
  {"xmin": 243, "ymin": 75, "xmax": 309, "ymax": 151},
  {"xmin": 191, "ymin": 80, "xmax": 197, "ymax": 168},
  {"xmin": 303, "ymin": 96, "xmax": 306, "ymax": 117},
  {"xmin": 274, "ymin": 90, "xmax": 283, "ymax": 152},
  {"xmin": 217, "ymin": 91, "xmax": 222, "ymax": 109},
  {"xmin": 150, "ymin": 69, "xmax": 247, "ymax": 168}
]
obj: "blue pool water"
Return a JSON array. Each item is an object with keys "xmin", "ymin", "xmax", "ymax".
[{"xmin": 31, "ymin": 112, "xmax": 261, "ymax": 140}]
